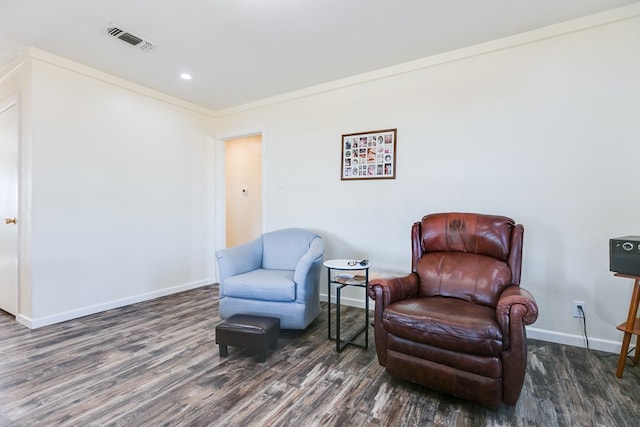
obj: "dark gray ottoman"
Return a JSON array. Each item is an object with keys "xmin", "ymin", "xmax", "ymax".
[{"xmin": 215, "ymin": 314, "xmax": 280, "ymax": 362}]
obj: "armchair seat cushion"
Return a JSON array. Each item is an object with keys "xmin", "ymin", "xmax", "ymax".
[
  {"xmin": 382, "ymin": 297, "xmax": 503, "ymax": 356},
  {"xmin": 223, "ymin": 269, "xmax": 295, "ymax": 302}
]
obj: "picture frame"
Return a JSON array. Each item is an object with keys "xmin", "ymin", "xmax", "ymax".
[{"xmin": 341, "ymin": 128, "xmax": 397, "ymax": 180}]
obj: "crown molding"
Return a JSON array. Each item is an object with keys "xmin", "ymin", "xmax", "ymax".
[
  {"xmin": 215, "ymin": 2, "xmax": 640, "ymax": 117},
  {"xmin": 26, "ymin": 47, "xmax": 217, "ymax": 118}
]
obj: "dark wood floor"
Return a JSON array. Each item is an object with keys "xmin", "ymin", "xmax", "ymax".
[{"xmin": 1, "ymin": 285, "xmax": 639, "ymax": 426}]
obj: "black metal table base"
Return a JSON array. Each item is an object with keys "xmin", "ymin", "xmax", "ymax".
[{"xmin": 327, "ymin": 269, "xmax": 369, "ymax": 353}]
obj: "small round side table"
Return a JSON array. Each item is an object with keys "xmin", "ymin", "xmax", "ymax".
[{"xmin": 323, "ymin": 259, "xmax": 370, "ymax": 352}]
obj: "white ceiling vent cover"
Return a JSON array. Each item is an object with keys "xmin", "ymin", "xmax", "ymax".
[{"xmin": 107, "ymin": 24, "xmax": 155, "ymax": 51}]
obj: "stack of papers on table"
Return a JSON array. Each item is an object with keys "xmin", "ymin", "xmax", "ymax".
[{"xmin": 335, "ymin": 274, "xmax": 366, "ymax": 284}]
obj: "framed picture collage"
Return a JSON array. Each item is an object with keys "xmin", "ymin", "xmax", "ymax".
[{"xmin": 341, "ymin": 128, "xmax": 396, "ymax": 180}]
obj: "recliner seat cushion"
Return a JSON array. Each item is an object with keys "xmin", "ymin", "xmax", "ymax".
[
  {"xmin": 382, "ymin": 297, "xmax": 503, "ymax": 356},
  {"xmin": 223, "ymin": 269, "xmax": 295, "ymax": 302}
]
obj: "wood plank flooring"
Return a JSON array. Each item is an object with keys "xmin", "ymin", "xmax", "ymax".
[{"xmin": 1, "ymin": 284, "xmax": 639, "ymax": 426}]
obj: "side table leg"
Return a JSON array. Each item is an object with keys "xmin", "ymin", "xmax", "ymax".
[
  {"xmin": 365, "ymin": 269, "xmax": 369, "ymax": 349},
  {"xmin": 327, "ymin": 267, "xmax": 331, "ymax": 340},
  {"xmin": 616, "ymin": 278, "xmax": 640, "ymax": 378},
  {"xmin": 617, "ymin": 332, "xmax": 633, "ymax": 378},
  {"xmin": 336, "ymin": 285, "xmax": 342, "ymax": 352},
  {"xmin": 364, "ymin": 286, "xmax": 369, "ymax": 348}
]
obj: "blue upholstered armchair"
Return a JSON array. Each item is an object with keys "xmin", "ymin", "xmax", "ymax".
[{"xmin": 215, "ymin": 228, "xmax": 324, "ymax": 329}]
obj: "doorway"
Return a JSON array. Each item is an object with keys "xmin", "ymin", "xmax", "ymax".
[
  {"xmin": 0, "ymin": 96, "xmax": 19, "ymax": 316},
  {"xmin": 224, "ymin": 134, "xmax": 263, "ymax": 247}
]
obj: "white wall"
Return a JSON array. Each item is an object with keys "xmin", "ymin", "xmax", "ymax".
[
  {"xmin": 213, "ymin": 10, "xmax": 640, "ymax": 351},
  {"xmin": 9, "ymin": 52, "xmax": 218, "ymax": 326}
]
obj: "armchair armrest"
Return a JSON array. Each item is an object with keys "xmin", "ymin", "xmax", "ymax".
[
  {"xmin": 215, "ymin": 237, "xmax": 263, "ymax": 282},
  {"xmin": 293, "ymin": 237, "xmax": 325, "ymax": 303}
]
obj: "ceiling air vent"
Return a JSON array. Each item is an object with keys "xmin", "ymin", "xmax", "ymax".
[{"xmin": 107, "ymin": 24, "xmax": 155, "ymax": 51}]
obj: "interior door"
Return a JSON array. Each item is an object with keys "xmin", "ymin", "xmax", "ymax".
[
  {"xmin": 224, "ymin": 134, "xmax": 263, "ymax": 247},
  {"xmin": 0, "ymin": 98, "xmax": 19, "ymax": 316}
]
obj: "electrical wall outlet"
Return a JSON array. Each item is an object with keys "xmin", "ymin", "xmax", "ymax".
[{"xmin": 573, "ymin": 301, "xmax": 586, "ymax": 318}]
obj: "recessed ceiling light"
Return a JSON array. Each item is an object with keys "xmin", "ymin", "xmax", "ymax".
[{"xmin": 180, "ymin": 73, "xmax": 192, "ymax": 80}]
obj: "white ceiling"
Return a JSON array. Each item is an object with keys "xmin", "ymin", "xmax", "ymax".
[{"xmin": 0, "ymin": 0, "xmax": 637, "ymax": 111}]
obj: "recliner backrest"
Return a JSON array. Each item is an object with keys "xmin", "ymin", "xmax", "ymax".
[
  {"xmin": 412, "ymin": 213, "xmax": 522, "ymax": 307},
  {"xmin": 420, "ymin": 213, "xmax": 513, "ymax": 259}
]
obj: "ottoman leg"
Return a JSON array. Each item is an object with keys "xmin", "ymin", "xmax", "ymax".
[
  {"xmin": 219, "ymin": 344, "xmax": 228, "ymax": 357},
  {"xmin": 259, "ymin": 347, "xmax": 267, "ymax": 363}
]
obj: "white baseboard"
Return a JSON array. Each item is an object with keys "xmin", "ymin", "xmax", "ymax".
[
  {"xmin": 18, "ymin": 287, "xmax": 627, "ymax": 355},
  {"xmin": 320, "ymin": 292, "xmax": 625, "ymax": 354},
  {"xmin": 526, "ymin": 327, "xmax": 623, "ymax": 354},
  {"xmin": 16, "ymin": 279, "xmax": 214, "ymax": 329}
]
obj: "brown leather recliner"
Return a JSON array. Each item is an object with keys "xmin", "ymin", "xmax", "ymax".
[{"xmin": 368, "ymin": 213, "xmax": 539, "ymax": 407}]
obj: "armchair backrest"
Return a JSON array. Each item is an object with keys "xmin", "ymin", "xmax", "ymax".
[
  {"xmin": 262, "ymin": 228, "xmax": 322, "ymax": 270},
  {"xmin": 411, "ymin": 213, "xmax": 524, "ymax": 307}
]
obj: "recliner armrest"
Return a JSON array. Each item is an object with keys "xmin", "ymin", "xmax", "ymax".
[
  {"xmin": 496, "ymin": 285, "xmax": 538, "ymax": 405},
  {"xmin": 496, "ymin": 286, "xmax": 538, "ymax": 326},
  {"xmin": 367, "ymin": 273, "xmax": 420, "ymax": 307},
  {"xmin": 368, "ymin": 273, "xmax": 419, "ymax": 367},
  {"xmin": 496, "ymin": 285, "xmax": 539, "ymax": 349}
]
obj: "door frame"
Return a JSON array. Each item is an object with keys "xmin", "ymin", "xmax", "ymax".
[
  {"xmin": 215, "ymin": 129, "xmax": 266, "ymax": 256},
  {"xmin": 0, "ymin": 93, "xmax": 32, "ymax": 326},
  {"xmin": 0, "ymin": 94, "xmax": 21, "ymax": 318}
]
